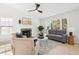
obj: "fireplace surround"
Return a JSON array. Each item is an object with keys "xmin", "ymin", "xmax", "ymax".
[{"xmin": 21, "ymin": 28, "xmax": 32, "ymax": 37}]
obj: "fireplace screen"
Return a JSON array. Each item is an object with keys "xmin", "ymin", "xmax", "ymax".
[{"xmin": 21, "ymin": 28, "xmax": 31, "ymax": 37}]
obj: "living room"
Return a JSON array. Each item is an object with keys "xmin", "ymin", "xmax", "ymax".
[{"xmin": 0, "ymin": 3, "xmax": 79, "ymax": 55}]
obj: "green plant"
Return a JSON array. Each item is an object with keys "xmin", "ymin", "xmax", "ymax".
[
  {"xmin": 38, "ymin": 25, "xmax": 44, "ymax": 39},
  {"xmin": 38, "ymin": 25, "xmax": 44, "ymax": 32}
]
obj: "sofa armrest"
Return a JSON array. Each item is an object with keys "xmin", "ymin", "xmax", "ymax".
[
  {"xmin": 34, "ymin": 41, "xmax": 39, "ymax": 55},
  {"xmin": 14, "ymin": 38, "xmax": 33, "ymax": 40},
  {"xmin": 14, "ymin": 38, "xmax": 27, "ymax": 40},
  {"xmin": 62, "ymin": 34, "xmax": 68, "ymax": 40}
]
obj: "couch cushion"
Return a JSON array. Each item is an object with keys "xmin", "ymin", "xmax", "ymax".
[
  {"xmin": 56, "ymin": 30, "xmax": 66, "ymax": 35},
  {"xmin": 49, "ymin": 30, "xmax": 56, "ymax": 34},
  {"xmin": 47, "ymin": 34, "xmax": 62, "ymax": 38}
]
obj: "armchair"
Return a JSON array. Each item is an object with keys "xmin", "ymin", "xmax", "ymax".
[{"xmin": 11, "ymin": 33, "xmax": 39, "ymax": 55}]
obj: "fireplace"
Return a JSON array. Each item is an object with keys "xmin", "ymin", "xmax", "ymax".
[{"xmin": 21, "ymin": 28, "xmax": 32, "ymax": 37}]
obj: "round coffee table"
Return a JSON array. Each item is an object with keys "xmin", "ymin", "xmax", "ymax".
[{"xmin": 38, "ymin": 37, "xmax": 48, "ymax": 54}]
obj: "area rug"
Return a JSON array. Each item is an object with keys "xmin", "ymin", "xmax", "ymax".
[{"xmin": 39, "ymin": 39, "xmax": 63, "ymax": 55}]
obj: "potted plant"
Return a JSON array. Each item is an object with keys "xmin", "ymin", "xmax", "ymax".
[{"xmin": 38, "ymin": 25, "xmax": 44, "ymax": 39}]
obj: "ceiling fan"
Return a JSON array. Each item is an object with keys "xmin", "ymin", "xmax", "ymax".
[{"xmin": 28, "ymin": 3, "xmax": 43, "ymax": 13}]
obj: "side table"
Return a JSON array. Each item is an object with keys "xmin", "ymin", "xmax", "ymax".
[{"xmin": 67, "ymin": 36, "xmax": 75, "ymax": 45}]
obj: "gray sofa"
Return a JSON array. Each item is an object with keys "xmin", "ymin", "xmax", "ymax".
[{"xmin": 46, "ymin": 30, "xmax": 67, "ymax": 43}]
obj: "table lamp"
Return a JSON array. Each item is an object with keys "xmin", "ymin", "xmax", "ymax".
[{"xmin": 67, "ymin": 27, "xmax": 75, "ymax": 36}]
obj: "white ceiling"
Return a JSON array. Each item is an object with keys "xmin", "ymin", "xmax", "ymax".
[{"xmin": 3, "ymin": 3, "xmax": 79, "ymax": 18}]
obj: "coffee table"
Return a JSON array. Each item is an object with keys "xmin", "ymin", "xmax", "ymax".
[{"xmin": 38, "ymin": 37, "xmax": 48, "ymax": 54}]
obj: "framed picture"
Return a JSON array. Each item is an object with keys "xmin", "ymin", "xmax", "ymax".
[
  {"xmin": 62, "ymin": 18, "xmax": 67, "ymax": 31},
  {"xmin": 21, "ymin": 17, "xmax": 32, "ymax": 25},
  {"xmin": 52, "ymin": 19, "xmax": 60, "ymax": 30}
]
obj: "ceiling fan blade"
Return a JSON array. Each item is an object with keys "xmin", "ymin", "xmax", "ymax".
[
  {"xmin": 28, "ymin": 9, "xmax": 36, "ymax": 12},
  {"xmin": 37, "ymin": 10, "xmax": 43, "ymax": 13},
  {"xmin": 28, "ymin": 3, "xmax": 43, "ymax": 13}
]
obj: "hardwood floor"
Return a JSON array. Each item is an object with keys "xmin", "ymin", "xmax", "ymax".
[
  {"xmin": 0, "ymin": 40, "xmax": 79, "ymax": 55},
  {"xmin": 0, "ymin": 42, "xmax": 12, "ymax": 55},
  {"xmin": 45, "ymin": 40, "xmax": 79, "ymax": 55}
]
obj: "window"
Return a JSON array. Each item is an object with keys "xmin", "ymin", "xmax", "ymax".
[{"xmin": 0, "ymin": 17, "xmax": 13, "ymax": 35}]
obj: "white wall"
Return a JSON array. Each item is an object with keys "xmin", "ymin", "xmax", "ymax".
[
  {"xmin": 14, "ymin": 17, "xmax": 40, "ymax": 36},
  {"xmin": 0, "ymin": 4, "xmax": 40, "ymax": 42},
  {"xmin": 40, "ymin": 8, "xmax": 79, "ymax": 44}
]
